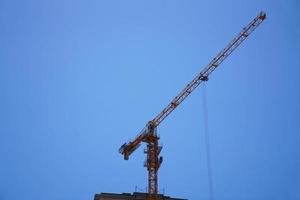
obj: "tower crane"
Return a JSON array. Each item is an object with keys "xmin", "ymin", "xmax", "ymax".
[{"xmin": 119, "ymin": 11, "xmax": 266, "ymax": 200}]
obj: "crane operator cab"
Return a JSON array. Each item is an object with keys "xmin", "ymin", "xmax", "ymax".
[{"xmin": 147, "ymin": 121, "xmax": 157, "ymax": 135}]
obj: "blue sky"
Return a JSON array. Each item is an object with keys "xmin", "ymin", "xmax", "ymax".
[{"xmin": 0, "ymin": 1, "xmax": 299, "ymax": 200}]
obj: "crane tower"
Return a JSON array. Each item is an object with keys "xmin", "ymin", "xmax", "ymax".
[{"xmin": 119, "ymin": 11, "xmax": 266, "ymax": 200}]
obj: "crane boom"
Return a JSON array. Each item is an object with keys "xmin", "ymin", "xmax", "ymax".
[
  {"xmin": 119, "ymin": 11, "xmax": 266, "ymax": 158},
  {"xmin": 152, "ymin": 11, "xmax": 266, "ymax": 126},
  {"xmin": 119, "ymin": 11, "xmax": 266, "ymax": 200}
]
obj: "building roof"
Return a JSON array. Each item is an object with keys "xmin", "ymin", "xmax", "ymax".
[{"xmin": 94, "ymin": 192, "xmax": 187, "ymax": 200}]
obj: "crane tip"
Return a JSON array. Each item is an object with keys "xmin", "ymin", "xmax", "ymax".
[{"xmin": 259, "ymin": 11, "xmax": 266, "ymax": 20}]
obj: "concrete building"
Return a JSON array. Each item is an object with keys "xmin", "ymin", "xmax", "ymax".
[{"xmin": 94, "ymin": 192, "xmax": 187, "ymax": 200}]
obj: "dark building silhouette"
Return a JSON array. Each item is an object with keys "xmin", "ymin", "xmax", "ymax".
[{"xmin": 94, "ymin": 192, "xmax": 187, "ymax": 200}]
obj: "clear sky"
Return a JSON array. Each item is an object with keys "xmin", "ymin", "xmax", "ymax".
[{"xmin": 0, "ymin": 1, "xmax": 299, "ymax": 200}]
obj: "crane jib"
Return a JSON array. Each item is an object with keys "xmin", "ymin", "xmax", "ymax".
[
  {"xmin": 120, "ymin": 12, "xmax": 266, "ymax": 159},
  {"xmin": 152, "ymin": 11, "xmax": 266, "ymax": 126}
]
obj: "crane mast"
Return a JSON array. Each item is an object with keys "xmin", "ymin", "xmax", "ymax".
[{"xmin": 119, "ymin": 11, "xmax": 266, "ymax": 200}]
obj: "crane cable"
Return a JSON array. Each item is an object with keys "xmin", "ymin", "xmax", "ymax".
[{"xmin": 202, "ymin": 83, "xmax": 214, "ymax": 200}]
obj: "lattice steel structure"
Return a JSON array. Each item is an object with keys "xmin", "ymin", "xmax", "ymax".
[{"xmin": 119, "ymin": 11, "xmax": 266, "ymax": 200}]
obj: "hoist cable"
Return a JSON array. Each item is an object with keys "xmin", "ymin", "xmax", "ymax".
[{"xmin": 202, "ymin": 84, "xmax": 214, "ymax": 200}]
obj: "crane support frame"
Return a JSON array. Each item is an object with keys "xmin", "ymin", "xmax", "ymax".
[{"xmin": 119, "ymin": 11, "xmax": 266, "ymax": 200}]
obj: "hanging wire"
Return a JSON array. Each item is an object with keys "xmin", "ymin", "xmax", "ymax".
[
  {"xmin": 202, "ymin": 83, "xmax": 214, "ymax": 200},
  {"xmin": 135, "ymin": 185, "xmax": 147, "ymax": 193}
]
